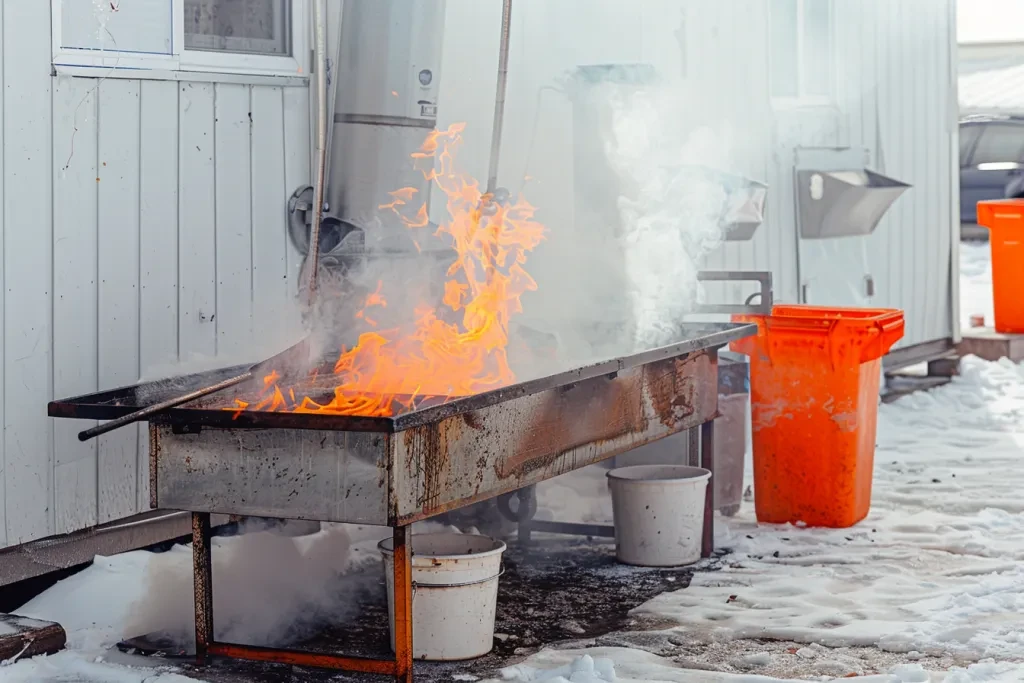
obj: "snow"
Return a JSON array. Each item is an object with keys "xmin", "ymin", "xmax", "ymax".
[
  {"xmin": 499, "ymin": 246, "xmax": 1024, "ymax": 682},
  {"xmin": 4, "ymin": 246, "xmax": 1024, "ymax": 683},
  {"xmin": 959, "ymin": 243, "xmax": 992, "ymax": 330}
]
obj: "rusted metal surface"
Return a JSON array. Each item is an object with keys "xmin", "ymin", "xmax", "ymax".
[
  {"xmin": 155, "ymin": 428, "xmax": 390, "ymax": 525},
  {"xmin": 392, "ymin": 526, "xmax": 413, "ymax": 683},
  {"xmin": 55, "ymin": 323, "xmax": 753, "ymax": 533},
  {"xmin": 206, "ymin": 642, "xmax": 399, "ymax": 674},
  {"xmin": 192, "ymin": 512, "xmax": 213, "ymax": 666},
  {"xmin": 700, "ymin": 420, "xmax": 716, "ymax": 558},
  {"xmin": 148, "ymin": 424, "xmax": 159, "ymax": 510},
  {"xmin": 390, "ymin": 350, "xmax": 719, "ymax": 525},
  {"xmin": 144, "ymin": 334, "xmax": 739, "ymax": 526}
]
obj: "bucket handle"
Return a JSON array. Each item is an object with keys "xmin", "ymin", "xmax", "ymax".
[{"xmin": 412, "ymin": 564, "xmax": 506, "ymax": 590}]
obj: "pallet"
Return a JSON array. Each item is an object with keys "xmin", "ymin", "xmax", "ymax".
[
  {"xmin": 957, "ymin": 328, "xmax": 1024, "ymax": 363},
  {"xmin": 0, "ymin": 613, "xmax": 66, "ymax": 661}
]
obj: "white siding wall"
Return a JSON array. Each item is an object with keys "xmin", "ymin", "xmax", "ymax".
[
  {"xmin": 436, "ymin": 0, "xmax": 958, "ymax": 350},
  {"xmin": 698, "ymin": 0, "xmax": 957, "ymax": 350},
  {"xmin": 1, "ymin": 5, "xmax": 310, "ymax": 547}
]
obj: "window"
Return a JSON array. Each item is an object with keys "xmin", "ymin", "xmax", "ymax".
[
  {"xmin": 184, "ymin": 0, "xmax": 290, "ymax": 56},
  {"xmin": 959, "ymin": 125, "xmax": 983, "ymax": 167},
  {"xmin": 52, "ymin": 0, "xmax": 308, "ymax": 78},
  {"xmin": 969, "ymin": 124, "xmax": 1024, "ymax": 166},
  {"xmin": 770, "ymin": 0, "xmax": 833, "ymax": 101}
]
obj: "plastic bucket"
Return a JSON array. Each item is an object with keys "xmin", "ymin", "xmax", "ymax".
[
  {"xmin": 607, "ymin": 465, "xmax": 711, "ymax": 567},
  {"xmin": 977, "ymin": 200, "xmax": 1024, "ymax": 333},
  {"xmin": 731, "ymin": 304, "xmax": 905, "ymax": 528},
  {"xmin": 378, "ymin": 532, "xmax": 505, "ymax": 661}
]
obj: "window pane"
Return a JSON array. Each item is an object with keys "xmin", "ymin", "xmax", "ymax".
[
  {"xmin": 959, "ymin": 125, "xmax": 982, "ymax": 166},
  {"xmin": 802, "ymin": 0, "xmax": 832, "ymax": 96},
  {"xmin": 184, "ymin": 0, "xmax": 291, "ymax": 56},
  {"xmin": 770, "ymin": 0, "xmax": 799, "ymax": 98},
  {"xmin": 971, "ymin": 125, "xmax": 1024, "ymax": 165},
  {"xmin": 62, "ymin": 0, "xmax": 172, "ymax": 54}
]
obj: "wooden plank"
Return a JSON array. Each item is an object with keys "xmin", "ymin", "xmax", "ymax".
[
  {"xmin": 0, "ymin": 614, "xmax": 66, "ymax": 660},
  {"xmin": 4, "ymin": 0, "xmax": 54, "ymax": 545},
  {"xmin": 138, "ymin": 79, "xmax": 180, "ymax": 510},
  {"xmin": 52, "ymin": 75, "xmax": 100, "ymax": 534},
  {"xmin": 213, "ymin": 84, "xmax": 254, "ymax": 360},
  {"xmin": 250, "ymin": 86, "xmax": 289, "ymax": 329},
  {"xmin": 178, "ymin": 82, "xmax": 218, "ymax": 360},
  {"xmin": 281, "ymin": 86, "xmax": 310, "ymax": 332},
  {"xmin": 97, "ymin": 79, "xmax": 142, "ymax": 524},
  {"xmin": 957, "ymin": 329, "xmax": 1024, "ymax": 363}
]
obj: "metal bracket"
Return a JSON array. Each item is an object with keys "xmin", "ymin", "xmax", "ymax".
[{"xmin": 694, "ymin": 271, "xmax": 773, "ymax": 316}]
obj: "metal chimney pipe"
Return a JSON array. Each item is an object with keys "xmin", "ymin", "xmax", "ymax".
[
  {"xmin": 306, "ymin": 0, "xmax": 330, "ymax": 303},
  {"xmin": 486, "ymin": 0, "xmax": 513, "ymax": 194}
]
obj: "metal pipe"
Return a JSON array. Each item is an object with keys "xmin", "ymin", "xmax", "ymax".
[
  {"xmin": 486, "ymin": 0, "xmax": 512, "ymax": 194},
  {"xmin": 306, "ymin": 0, "xmax": 330, "ymax": 303}
]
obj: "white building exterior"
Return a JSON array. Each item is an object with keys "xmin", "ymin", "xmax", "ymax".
[
  {"xmin": 437, "ymin": 0, "xmax": 959, "ymax": 365},
  {"xmin": 0, "ymin": 0, "xmax": 960, "ymax": 567},
  {"xmin": 1, "ymin": 0, "xmax": 311, "ymax": 562}
]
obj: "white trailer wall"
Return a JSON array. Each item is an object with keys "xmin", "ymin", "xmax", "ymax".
[
  {"xmin": 433, "ymin": 0, "xmax": 958, "ymax": 355},
  {"xmin": 1, "ymin": 3, "xmax": 310, "ymax": 548}
]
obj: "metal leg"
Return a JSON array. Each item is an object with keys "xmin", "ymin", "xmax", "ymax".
[
  {"xmin": 686, "ymin": 425, "xmax": 701, "ymax": 467},
  {"xmin": 700, "ymin": 420, "xmax": 716, "ymax": 558},
  {"xmin": 517, "ymin": 487, "xmax": 537, "ymax": 545},
  {"xmin": 498, "ymin": 487, "xmax": 538, "ymax": 545},
  {"xmin": 392, "ymin": 526, "xmax": 413, "ymax": 683},
  {"xmin": 192, "ymin": 512, "xmax": 213, "ymax": 666}
]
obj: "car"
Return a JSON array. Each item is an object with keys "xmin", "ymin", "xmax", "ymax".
[{"xmin": 960, "ymin": 115, "xmax": 1024, "ymax": 238}]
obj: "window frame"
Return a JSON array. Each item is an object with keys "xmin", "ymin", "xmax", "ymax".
[
  {"xmin": 51, "ymin": 0, "xmax": 310, "ymax": 80},
  {"xmin": 769, "ymin": 0, "xmax": 835, "ymax": 107}
]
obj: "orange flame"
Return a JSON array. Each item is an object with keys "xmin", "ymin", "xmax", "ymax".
[{"xmin": 237, "ymin": 123, "xmax": 545, "ymax": 417}]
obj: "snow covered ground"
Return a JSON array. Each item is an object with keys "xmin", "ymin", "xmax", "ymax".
[
  {"xmin": 2, "ymin": 245, "xmax": 1022, "ymax": 683},
  {"xmin": 959, "ymin": 242, "xmax": 993, "ymax": 331}
]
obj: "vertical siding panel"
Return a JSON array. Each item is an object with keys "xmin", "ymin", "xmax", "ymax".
[
  {"xmin": 138, "ymin": 79, "xmax": 180, "ymax": 509},
  {"xmin": 282, "ymin": 86, "xmax": 311, "ymax": 329},
  {"xmin": 882, "ymin": 2, "xmax": 897, "ymax": 316},
  {"xmin": 250, "ymin": 86, "xmax": 289, "ymax": 327},
  {"xmin": 946, "ymin": 0, "xmax": 960, "ymax": 337},
  {"xmin": 906, "ymin": 3, "xmax": 923, "ymax": 348},
  {"xmin": 52, "ymin": 77, "xmax": 100, "ymax": 533},
  {"xmin": 0, "ymin": 0, "xmax": 6, "ymax": 545},
  {"xmin": 4, "ymin": 0, "xmax": 54, "ymax": 544},
  {"xmin": 213, "ymin": 84, "xmax": 254, "ymax": 358},
  {"xmin": 920, "ymin": 0, "xmax": 936, "ymax": 335},
  {"xmin": 96, "ymin": 79, "xmax": 141, "ymax": 524},
  {"xmin": 178, "ymin": 83, "xmax": 218, "ymax": 359}
]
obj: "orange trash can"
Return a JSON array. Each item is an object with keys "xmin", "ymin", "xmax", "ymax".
[
  {"xmin": 977, "ymin": 199, "xmax": 1024, "ymax": 334},
  {"xmin": 730, "ymin": 305, "xmax": 905, "ymax": 528}
]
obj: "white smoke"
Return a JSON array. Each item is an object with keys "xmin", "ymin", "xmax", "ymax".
[
  {"xmin": 124, "ymin": 519, "xmax": 461, "ymax": 649},
  {"xmin": 607, "ymin": 89, "xmax": 735, "ymax": 348}
]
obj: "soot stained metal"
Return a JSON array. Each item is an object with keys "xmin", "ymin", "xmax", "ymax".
[{"xmin": 49, "ymin": 323, "xmax": 753, "ymax": 527}]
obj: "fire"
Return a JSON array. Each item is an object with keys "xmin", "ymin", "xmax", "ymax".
[{"xmin": 235, "ymin": 123, "xmax": 545, "ymax": 417}]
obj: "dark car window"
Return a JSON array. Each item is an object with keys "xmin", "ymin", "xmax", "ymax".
[
  {"xmin": 970, "ymin": 124, "xmax": 1024, "ymax": 165},
  {"xmin": 960, "ymin": 125, "xmax": 982, "ymax": 166}
]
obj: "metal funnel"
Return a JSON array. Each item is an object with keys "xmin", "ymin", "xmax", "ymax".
[
  {"xmin": 796, "ymin": 169, "xmax": 910, "ymax": 239},
  {"xmin": 712, "ymin": 170, "xmax": 768, "ymax": 241}
]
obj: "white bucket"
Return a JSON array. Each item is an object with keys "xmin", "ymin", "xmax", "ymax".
[
  {"xmin": 378, "ymin": 532, "xmax": 506, "ymax": 661},
  {"xmin": 607, "ymin": 465, "xmax": 711, "ymax": 567}
]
